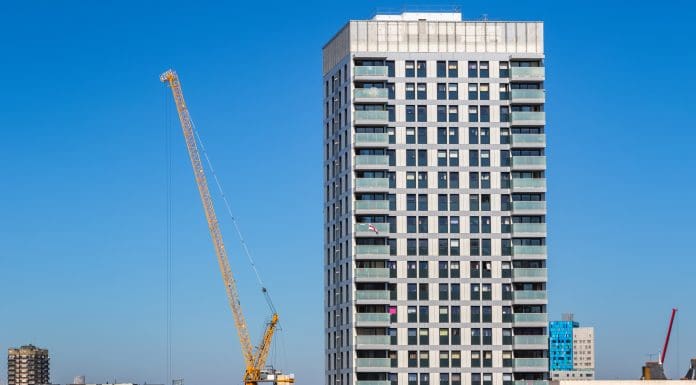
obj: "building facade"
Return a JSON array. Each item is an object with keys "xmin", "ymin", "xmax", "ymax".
[
  {"xmin": 549, "ymin": 316, "xmax": 594, "ymax": 380},
  {"xmin": 7, "ymin": 345, "xmax": 50, "ymax": 385},
  {"xmin": 323, "ymin": 11, "xmax": 548, "ymax": 385}
]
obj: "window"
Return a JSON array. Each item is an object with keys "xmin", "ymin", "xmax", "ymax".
[
  {"xmin": 448, "ymin": 83, "xmax": 458, "ymax": 99},
  {"xmin": 417, "ymin": 83, "xmax": 427, "ymax": 99},
  {"xmin": 438, "ymin": 150, "xmax": 447, "ymax": 166},
  {"xmin": 405, "ymin": 83, "xmax": 415, "ymax": 99},
  {"xmin": 469, "ymin": 172, "xmax": 479, "ymax": 189},
  {"xmin": 471, "ymin": 328, "xmax": 481, "ymax": 344},
  {"xmin": 418, "ymin": 149, "xmax": 427, "ymax": 166},
  {"xmin": 470, "ymin": 239, "xmax": 480, "ymax": 256},
  {"xmin": 418, "ymin": 216, "xmax": 428, "ymax": 233},
  {"xmin": 469, "ymin": 106, "xmax": 478, "ymax": 122},
  {"xmin": 481, "ymin": 217, "xmax": 491, "ymax": 233},
  {"xmin": 470, "ymin": 195, "xmax": 479, "ymax": 211},
  {"xmin": 450, "ymin": 216, "xmax": 460, "ymax": 233},
  {"xmin": 500, "ymin": 83, "xmax": 510, "ymax": 99},
  {"xmin": 419, "ymin": 306, "xmax": 429, "ymax": 322},
  {"xmin": 480, "ymin": 127, "xmax": 490, "ymax": 144},
  {"xmin": 440, "ymin": 351, "xmax": 449, "ymax": 368},
  {"xmin": 480, "ymin": 84, "xmax": 489, "ymax": 100},
  {"xmin": 469, "ymin": 127, "xmax": 478, "ymax": 144},
  {"xmin": 407, "ymin": 194, "xmax": 416, "ymax": 210},
  {"xmin": 437, "ymin": 61, "xmax": 446, "ymax": 77},
  {"xmin": 437, "ymin": 127, "xmax": 447, "ymax": 144},
  {"xmin": 438, "ymin": 194, "xmax": 448, "ymax": 210},
  {"xmin": 439, "ymin": 328, "xmax": 450, "ymax": 344},
  {"xmin": 408, "ymin": 328, "xmax": 417, "ymax": 344},
  {"xmin": 417, "ymin": 105, "xmax": 427, "ymax": 122},
  {"xmin": 448, "ymin": 61, "xmax": 458, "ymax": 77},
  {"xmin": 470, "ymin": 150, "xmax": 479, "ymax": 167},
  {"xmin": 406, "ymin": 105, "xmax": 415, "ymax": 122},
  {"xmin": 407, "ymin": 261, "xmax": 417, "ymax": 278},
  {"xmin": 449, "ymin": 127, "xmax": 459, "ymax": 144},
  {"xmin": 407, "ymin": 149, "xmax": 416, "ymax": 166},
  {"xmin": 468, "ymin": 84, "xmax": 478, "ymax": 100},
  {"xmin": 406, "ymin": 172, "xmax": 416, "ymax": 188},
  {"xmin": 437, "ymin": 105, "xmax": 447, "ymax": 122},
  {"xmin": 449, "ymin": 150, "xmax": 459, "ymax": 166},
  {"xmin": 437, "ymin": 83, "xmax": 446, "ymax": 100},
  {"xmin": 500, "ymin": 106, "xmax": 510, "ymax": 122},
  {"xmin": 439, "ymin": 283, "xmax": 449, "ymax": 300},
  {"xmin": 480, "ymin": 106, "xmax": 490, "ymax": 122},
  {"xmin": 418, "ymin": 194, "xmax": 428, "ymax": 210},
  {"xmin": 499, "ymin": 61, "xmax": 509, "ymax": 77},
  {"xmin": 418, "ymin": 238, "xmax": 428, "ymax": 255},
  {"xmin": 407, "ymin": 306, "xmax": 417, "ymax": 322},
  {"xmin": 405, "ymin": 61, "xmax": 415, "ymax": 77},
  {"xmin": 448, "ymin": 106, "xmax": 458, "ymax": 122},
  {"xmin": 407, "ymin": 283, "xmax": 417, "ymax": 300},
  {"xmin": 438, "ymin": 172, "xmax": 447, "ymax": 189},
  {"xmin": 480, "ymin": 61, "xmax": 489, "ymax": 78},
  {"xmin": 416, "ymin": 61, "xmax": 426, "ymax": 77},
  {"xmin": 468, "ymin": 61, "xmax": 478, "ymax": 77},
  {"xmin": 417, "ymin": 127, "xmax": 427, "ymax": 144},
  {"xmin": 450, "ymin": 239, "xmax": 460, "ymax": 255},
  {"xmin": 418, "ymin": 172, "xmax": 428, "ymax": 188},
  {"xmin": 449, "ymin": 172, "xmax": 459, "ymax": 188},
  {"xmin": 439, "ymin": 306, "xmax": 449, "ymax": 322},
  {"xmin": 439, "ymin": 261, "xmax": 448, "ymax": 278},
  {"xmin": 481, "ymin": 172, "xmax": 490, "ymax": 188},
  {"xmin": 450, "ymin": 194, "xmax": 459, "ymax": 210},
  {"xmin": 439, "ymin": 239, "xmax": 448, "ymax": 256},
  {"xmin": 407, "ymin": 216, "xmax": 416, "ymax": 233},
  {"xmin": 419, "ymin": 328, "xmax": 429, "ymax": 344},
  {"xmin": 480, "ymin": 150, "xmax": 490, "ymax": 167}
]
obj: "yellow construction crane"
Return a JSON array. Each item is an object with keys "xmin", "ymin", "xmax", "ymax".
[{"xmin": 160, "ymin": 69, "xmax": 294, "ymax": 385}]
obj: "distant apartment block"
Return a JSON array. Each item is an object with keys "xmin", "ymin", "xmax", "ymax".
[
  {"xmin": 323, "ymin": 10, "xmax": 548, "ymax": 385},
  {"xmin": 7, "ymin": 345, "xmax": 50, "ymax": 385},
  {"xmin": 549, "ymin": 315, "xmax": 594, "ymax": 380}
]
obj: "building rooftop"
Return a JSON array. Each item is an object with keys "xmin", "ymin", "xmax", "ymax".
[{"xmin": 373, "ymin": 11, "xmax": 462, "ymax": 21}]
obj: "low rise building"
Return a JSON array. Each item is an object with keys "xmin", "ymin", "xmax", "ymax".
[{"xmin": 549, "ymin": 314, "xmax": 595, "ymax": 380}]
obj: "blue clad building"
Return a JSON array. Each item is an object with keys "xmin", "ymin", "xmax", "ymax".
[{"xmin": 549, "ymin": 320, "xmax": 578, "ymax": 371}]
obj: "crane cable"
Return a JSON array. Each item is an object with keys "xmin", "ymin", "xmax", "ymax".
[{"xmin": 190, "ymin": 121, "xmax": 277, "ymax": 315}]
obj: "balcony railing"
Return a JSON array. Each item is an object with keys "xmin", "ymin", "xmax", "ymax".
[
  {"xmin": 512, "ymin": 223, "xmax": 547, "ymax": 234},
  {"xmin": 355, "ymin": 200, "xmax": 390, "ymax": 210},
  {"xmin": 512, "ymin": 201, "xmax": 546, "ymax": 211},
  {"xmin": 355, "ymin": 313, "xmax": 390, "ymax": 323},
  {"xmin": 514, "ymin": 381, "xmax": 548, "ymax": 385},
  {"xmin": 510, "ymin": 66, "xmax": 545, "ymax": 79},
  {"xmin": 513, "ymin": 245, "xmax": 547, "ymax": 256},
  {"xmin": 354, "ymin": 66, "xmax": 388, "ymax": 77},
  {"xmin": 513, "ymin": 290, "xmax": 547, "ymax": 300},
  {"xmin": 512, "ymin": 156, "xmax": 546, "ymax": 168},
  {"xmin": 355, "ymin": 133, "xmax": 389, "ymax": 145},
  {"xmin": 355, "ymin": 178, "xmax": 389, "ymax": 189},
  {"xmin": 514, "ymin": 335, "xmax": 549, "ymax": 345},
  {"xmin": 511, "ymin": 178, "xmax": 546, "ymax": 189},
  {"xmin": 514, "ymin": 358, "xmax": 549, "ymax": 369},
  {"xmin": 355, "ymin": 222, "xmax": 390, "ymax": 234},
  {"xmin": 512, "ymin": 111, "xmax": 545, "ymax": 123},
  {"xmin": 354, "ymin": 88, "xmax": 388, "ymax": 99},
  {"xmin": 513, "ymin": 313, "xmax": 548, "ymax": 323},
  {"xmin": 355, "ymin": 267, "xmax": 390, "ymax": 279},
  {"xmin": 355, "ymin": 244, "xmax": 390, "ymax": 256},
  {"xmin": 355, "ymin": 335, "xmax": 391, "ymax": 345},
  {"xmin": 512, "ymin": 134, "xmax": 546, "ymax": 145},
  {"xmin": 355, "ymin": 155, "xmax": 389, "ymax": 166},
  {"xmin": 355, "ymin": 110, "xmax": 388, "ymax": 122},
  {"xmin": 511, "ymin": 89, "xmax": 545, "ymax": 101},
  {"xmin": 357, "ymin": 381, "xmax": 391, "ymax": 385},
  {"xmin": 513, "ymin": 268, "xmax": 548, "ymax": 279},
  {"xmin": 355, "ymin": 357, "xmax": 391, "ymax": 368}
]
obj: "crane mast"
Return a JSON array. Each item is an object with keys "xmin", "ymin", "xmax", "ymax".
[{"xmin": 160, "ymin": 69, "xmax": 292, "ymax": 385}]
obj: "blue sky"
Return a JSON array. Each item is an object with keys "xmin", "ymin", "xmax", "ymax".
[{"xmin": 1, "ymin": 1, "xmax": 695, "ymax": 384}]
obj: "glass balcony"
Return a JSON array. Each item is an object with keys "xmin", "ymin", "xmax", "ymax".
[
  {"xmin": 355, "ymin": 155, "xmax": 389, "ymax": 166},
  {"xmin": 512, "ymin": 156, "xmax": 546, "ymax": 168},
  {"xmin": 513, "ymin": 290, "xmax": 547, "ymax": 300},
  {"xmin": 355, "ymin": 335, "xmax": 391, "ymax": 345},
  {"xmin": 355, "ymin": 313, "xmax": 390, "ymax": 323},
  {"xmin": 356, "ymin": 290, "xmax": 390, "ymax": 300},
  {"xmin": 355, "ymin": 222, "xmax": 390, "ymax": 233},
  {"xmin": 512, "ymin": 201, "xmax": 546, "ymax": 211},
  {"xmin": 355, "ymin": 357, "xmax": 391, "ymax": 368},
  {"xmin": 355, "ymin": 268, "xmax": 390, "ymax": 279},
  {"xmin": 355, "ymin": 200, "xmax": 389, "ymax": 210},
  {"xmin": 513, "ymin": 245, "xmax": 547, "ymax": 255},
  {"xmin": 355, "ymin": 244, "xmax": 390, "ymax": 256},
  {"xmin": 355, "ymin": 178, "xmax": 389, "ymax": 189},
  {"xmin": 514, "ymin": 358, "xmax": 549, "ymax": 369},
  {"xmin": 514, "ymin": 313, "xmax": 548, "ymax": 323},
  {"xmin": 511, "ymin": 89, "xmax": 545, "ymax": 101},
  {"xmin": 510, "ymin": 66, "xmax": 545, "ymax": 79},
  {"xmin": 514, "ymin": 381, "xmax": 548, "ymax": 385},
  {"xmin": 511, "ymin": 178, "xmax": 546, "ymax": 189},
  {"xmin": 514, "ymin": 335, "xmax": 549, "ymax": 345},
  {"xmin": 354, "ymin": 66, "xmax": 388, "ymax": 77},
  {"xmin": 354, "ymin": 88, "xmax": 388, "ymax": 99},
  {"xmin": 512, "ymin": 134, "xmax": 546, "ymax": 146},
  {"xmin": 511, "ymin": 111, "xmax": 545, "ymax": 123},
  {"xmin": 513, "ymin": 268, "xmax": 548, "ymax": 279},
  {"xmin": 512, "ymin": 223, "xmax": 547, "ymax": 233},
  {"xmin": 355, "ymin": 110, "xmax": 388, "ymax": 122},
  {"xmin": 357, "ymin": 381, "xmax": 391, "ymax": 385},
  {"xmin": 355, "ymin": 133, "xmax": 389, "ymax": 145}
]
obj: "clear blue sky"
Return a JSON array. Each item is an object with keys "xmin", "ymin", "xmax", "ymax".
[{"xmin": 1, "ymin": 1, "xmax": 695, "ymax": 384}]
